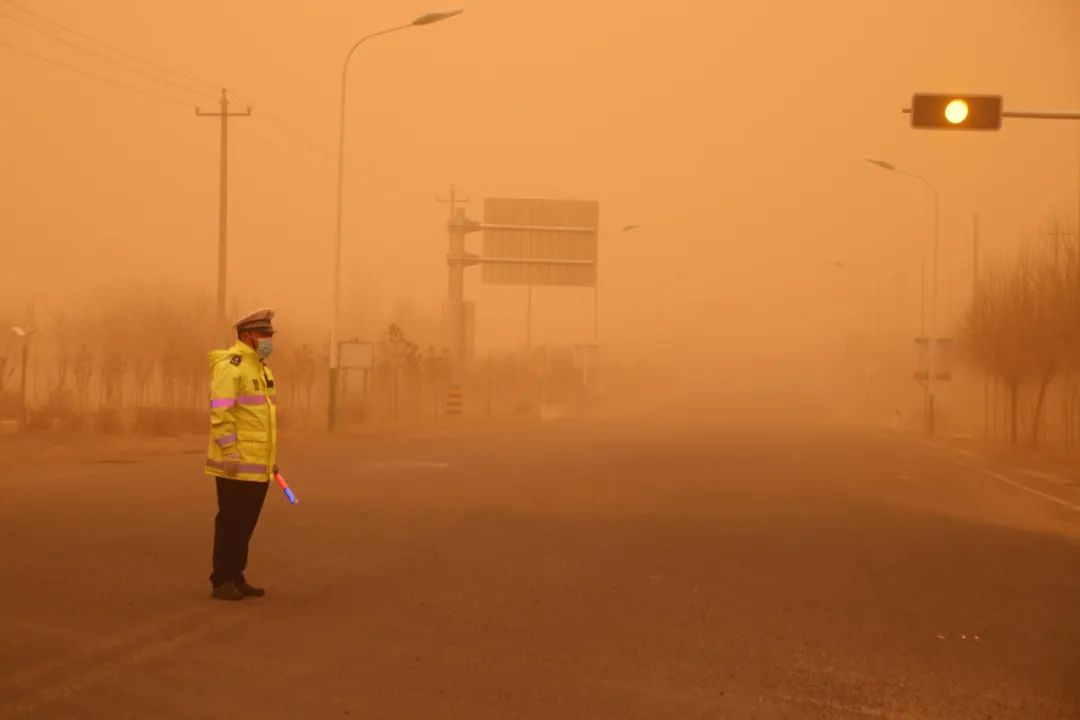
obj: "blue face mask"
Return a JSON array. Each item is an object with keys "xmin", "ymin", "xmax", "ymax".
[{"xmin": 256, "ymin": 338, "xmax": 274, "ymax": 360}]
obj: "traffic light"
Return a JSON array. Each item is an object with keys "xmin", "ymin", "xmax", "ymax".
[{"xmin": 910, "ymin": 94, "xmax": 1003, "ymax": 130}]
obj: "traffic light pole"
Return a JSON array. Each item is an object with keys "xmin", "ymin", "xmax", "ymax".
[
  {"xmin": 903, "ymin": 95, "xmax": 1080, "ymax": 438},
  {"xmin": 903, "ymin": 105, "xmax": 1080, "ymax": 123},
  {"xmin": 1000, "ymin": 110, "xmax": 1080, "ymax": 121}
]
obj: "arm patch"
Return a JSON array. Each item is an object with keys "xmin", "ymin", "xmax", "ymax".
[{"xmin": 230, "ymin": 355, "xmax": 242, "ymax": 366}]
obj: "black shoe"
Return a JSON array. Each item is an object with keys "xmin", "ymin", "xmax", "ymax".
[
  {"xmin": 212, "ymin": 581, "xmax": 244, "ymax": 601},
  {"xmin": 240, "ymin": 582, "xmax": 266, "ymax": 598}
]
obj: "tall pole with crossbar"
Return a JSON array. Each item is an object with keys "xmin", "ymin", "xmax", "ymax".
[{"xmin": 197, "ymin": 90, "xmax": 251, "ymax": 330}]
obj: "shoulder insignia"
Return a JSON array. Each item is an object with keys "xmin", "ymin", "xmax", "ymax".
[{"xmin": 230, "ymin": 355, "xmax": 242, "ymax": 366}]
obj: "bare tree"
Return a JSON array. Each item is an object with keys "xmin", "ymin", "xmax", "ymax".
[
  {"xmin": 377, "ymin": 324, "xmax": 420, "ymax": 422},
  {"xmin": 962, "ymin": 237, "xmax": 1072, "ymax": 445}
]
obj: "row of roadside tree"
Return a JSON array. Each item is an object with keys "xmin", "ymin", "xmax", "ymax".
[{"xmin": 961, "ymin": 221, "xmax": 1080, "ymax": 447}]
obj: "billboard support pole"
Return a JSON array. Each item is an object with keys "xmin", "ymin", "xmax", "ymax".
[
  {"xmin": 448, "ymin": 209, "xmax": 467, "ymax": 373},
  {"xmin": 527, "ymin": 224, "xmax": 534, "ymax": 351},
  {"xmin": 593, "ymin": 234, "xmax": 600, "ymax": 345}
]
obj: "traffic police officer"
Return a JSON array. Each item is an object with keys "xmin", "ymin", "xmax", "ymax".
[{"xmin": 206, "ymin": 309, "xmax": 279, "ymax": 601}]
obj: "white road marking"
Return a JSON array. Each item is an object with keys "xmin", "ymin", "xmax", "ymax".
[
  {"xmin": 941, "ymin": 455, "xmax": 1080, "ymax": 513},
  {"xmin": 869, "ymin": 428, "xmax": 1080, "ymax": 513}
]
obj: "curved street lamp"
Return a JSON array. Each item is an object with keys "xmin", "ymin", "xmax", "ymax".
[
  {"xmin": 863, "ymin": 156, "xmax": 941, "ymax": 436},
  {"xmin": 328, "ymin": 8, "xmax": 463, "ymax": 431}
]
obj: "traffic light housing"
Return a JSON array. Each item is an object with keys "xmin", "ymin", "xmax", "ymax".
[{"xmin": 910, "ymin": 94, "xmax": 1003, "ymax": 130}]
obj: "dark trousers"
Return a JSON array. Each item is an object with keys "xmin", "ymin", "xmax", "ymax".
[{"xmin": 210, "ymin": 477, "xmax": 268, "ymax": 588}]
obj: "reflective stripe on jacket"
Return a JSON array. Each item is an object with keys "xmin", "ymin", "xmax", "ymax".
[{"xmin": 205, "ymin": 341, "xmax": 277, "ymax": 482}]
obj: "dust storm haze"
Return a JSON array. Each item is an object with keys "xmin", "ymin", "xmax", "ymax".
[
  {"xmin": 1, "ymin": 0, "xmax": 1079, "ymax": 419},
  {"xmin": 9, "ymin": 4, "xmax": 1080, "ymax": 718}
]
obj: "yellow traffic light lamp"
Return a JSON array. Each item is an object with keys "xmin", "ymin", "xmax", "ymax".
[
  {"xmin": 909, "ymin": 94, "xmax": 1002, "ymax": 130},
  {"xmin": 904, "ymin": 93, "xmax": 1080, "ymax": 127},
  {"xmin": 944, "ymin": 99, "xmax": 969, "ymax": 125}
]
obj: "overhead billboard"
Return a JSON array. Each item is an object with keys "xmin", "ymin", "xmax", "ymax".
[{"xmin": 482, "ymin": 198, "xmax": 599, "ymax": 287}]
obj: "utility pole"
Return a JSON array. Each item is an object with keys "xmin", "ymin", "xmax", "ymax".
[
  {"xmin": 197, "ymin": 89, "xmax": 251, "ymax": 329},
  {"xmin": 437, "ymin": 185, "xmax": 470, "ymax": 218},
  {"xmin": 592, "ymin": 234, "xmax": 600, "ymax": 345},
  {"xmin": 920, "ymin": 259, "xmax": 929, "ymax": 433},
  {"xmin": 527, "ymin": 230, "xmax": 534, "ymax": 351},
  {"xmin": 1073, "ymin": 153, "xmax": 1080, "ymax": 449},
  {"xmin": 439, "ymin": 186, "xmax": 473, "ymax": 372},
  {"xmin": 448, "ymin": 207, "xmax": 467, "ymax": 367}
]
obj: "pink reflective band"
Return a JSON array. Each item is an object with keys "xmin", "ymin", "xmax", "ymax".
[
  {"xmin": 206, "ymin": 459, "xmax": 268, "ymax": 474},
  {"xmin": 236, "ymin": 395, "xmax": 267, "ymax": 406},
  {"xmin": 215, "ymin": 433, "xmax": 238, "ymax": 447},
  {"xmin": 210, "ymin": 398, "xmax": 236, "ymax": 409}
]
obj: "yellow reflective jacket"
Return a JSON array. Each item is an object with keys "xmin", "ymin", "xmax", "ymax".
[{"xmin": 205, "ymin": 341, "xmax": 277, "ymax": 482}]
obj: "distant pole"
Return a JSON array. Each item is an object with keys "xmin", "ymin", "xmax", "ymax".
[
  {"xmin": 447, "ymin": 208, "xmax": 467, "ymax": 369},
  {"xmin": 1073, "ymin": 151, "xmax": 1080, "ymax": 448},
  {"xmin": 920, "ymin": 259, "xmax": 928, "ymax": 433},
  {"xmin": 862, "ymin": 158, "xmax": 938, "ymax": 436},
  {"xmin": 526, "ymin": 230, "xmax": 534, "ymax": 351},
  {"xmin": 196, "ymin": 89, "xmax": 251, "ymax": 330},
  {"xmin": 920, "ymin": 260, "xmax": 926, "ymax": 337},
  {"xmin": 593, "ymin": 237, "xmax": 600, "ymax": 345},
  {"xmin": 973, "ymin": 214, "xmax": 980, "ymax": 296},
  {"xmin": 1054, "ymin": 218, "xmax": 1061, "ymax": 265},
  {"xmin": 439, "ymin": 185, "xmax": 470, "ymax": 374},
  {"xmin": 437, "ymin": 184, "xmax": 470, "ymax": 218},
  {"xmin": 19, "ymin": 342, "xmax": 28, "ymax": 428},
  {"xmin": 975, "ymin": 213, "xmax": 988, "ymax": 440},
  {"xmin": 486, "ymin": 350, "xmax": 493, "ymax": 416},
  {"xmin": 526, "ymin": 285, "xmax": 534, "ymax": 350},
  {"xmin": 928, "ymin": 183, "xmax": 939, "ymax": 438}
]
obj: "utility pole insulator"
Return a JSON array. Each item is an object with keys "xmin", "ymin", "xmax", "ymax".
[{"xmin": 437, "ymin": 185, "xmax": 471, "ymax": 219}]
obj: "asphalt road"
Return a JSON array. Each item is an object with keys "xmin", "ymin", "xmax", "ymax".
[{"xmin": 2, "ymin": 419, "xmax": 1079, "ymax": 719}]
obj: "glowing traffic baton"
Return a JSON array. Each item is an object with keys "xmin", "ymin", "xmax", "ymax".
[{"xmin": 273, "ymin": 469, "xmax": 298, "ymax": 504}]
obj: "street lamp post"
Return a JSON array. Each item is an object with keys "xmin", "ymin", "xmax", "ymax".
[
  {"xmin": 864, "ymin": 157, "xmax": 941, "ymax": 436},
  {"xmin": 10, "ymin": 326, "xmax": 29, "ymax": 429},
  {"xmin": 328, "ymin": 8, "xmax": 462, "ymax": 432}
]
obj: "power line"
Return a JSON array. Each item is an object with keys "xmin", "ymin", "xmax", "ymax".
[
  {"xmin": 0, "ymin": 1, "xmax": 334, "ymax": 162},
  {"xmin": 0, "ymin": 0, "xmax": 219, "ymax": 95},
  {"xmin": 233, "ymin": 125, "xmax": 336, "ymax": 177},
  {"xmin": 0, "ymin": 5, "xmax": 215, "ymax": 101},
  {"xmin": 0, "ymin": 38, "xmax": 194, "ymax": 108},
  {"xmin": 230, "ymin": 103, "xmax": 434, "ymax": 200},
  {"xmin": 229, "ymin": 91, "xmax": 338, "ymax": 160},
  {"xmin": 232, "ymin": 126, "xmax": 435, "ymax": 204},
  {"xmin": 0, "ymin": 0, "xmax": 424, "ymax": 204}
]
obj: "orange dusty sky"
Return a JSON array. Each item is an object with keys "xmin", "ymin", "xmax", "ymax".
[{"xmin": 1, "ymin": 0, "xmax": 1078, "ymax": 383}]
